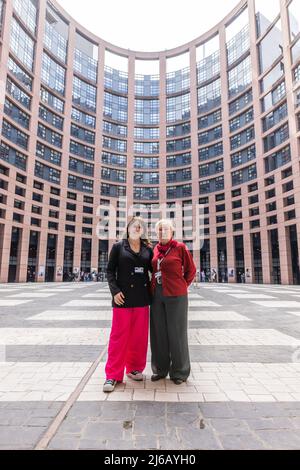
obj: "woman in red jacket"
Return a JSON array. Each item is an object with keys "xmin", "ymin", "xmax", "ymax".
[{"xmin": 150, "ymin": 219, "xmax": 196, "ymax": 385}]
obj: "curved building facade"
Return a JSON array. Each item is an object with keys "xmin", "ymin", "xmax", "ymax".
[{"xmin": 0, "ymin": 0, "xmax": 299, "ymax": 284}]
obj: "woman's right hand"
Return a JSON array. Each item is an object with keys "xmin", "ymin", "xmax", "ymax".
[{"xmin": 114, "ymin": 292, "xmax": 125, "ymax": 306}]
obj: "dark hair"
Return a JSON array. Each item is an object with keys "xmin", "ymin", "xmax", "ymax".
[{"xmin": 122, "ymin": 216, "xmax": 152, "ymax": 247}]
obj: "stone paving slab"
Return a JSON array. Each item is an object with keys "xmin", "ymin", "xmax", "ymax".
[
  {"xmin": 45, "ymin": 401, "xmax": 300, "ymax": 450},
  {"xmin": 1, "ymin": 281, "xmax": 300, "ymax": 449}
]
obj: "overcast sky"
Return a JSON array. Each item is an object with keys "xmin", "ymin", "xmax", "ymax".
[{"xmin": 58, "ymin": 0, "xmax": 240, "ymax": 52}]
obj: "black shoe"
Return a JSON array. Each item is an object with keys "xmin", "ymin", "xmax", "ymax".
[
  {"xmin": 172, "ymin": 378, "xmax": 185, "ymax": 385},
  {"xmin": 151, "ymin": 374, "xmax": 166, "ymax": 382}
]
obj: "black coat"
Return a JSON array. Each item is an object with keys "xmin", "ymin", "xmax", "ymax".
[{"xmin": 107, "ymin": 239, "xmax": 153, "ymax": 308}]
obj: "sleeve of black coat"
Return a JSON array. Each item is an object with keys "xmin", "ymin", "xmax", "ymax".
[{"xmin": 106, "ymin": 243, "xmax": 121, "ymax": 296}]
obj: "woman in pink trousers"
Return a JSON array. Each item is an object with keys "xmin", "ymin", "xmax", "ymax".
[{"xmin": 103, "ymin": 217, "xmax": 153, "ymax": 392}]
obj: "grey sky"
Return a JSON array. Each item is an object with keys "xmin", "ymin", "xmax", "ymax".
[{"xmin": 57, "ymin": 0, "xmax": 240, "ymax": 52}]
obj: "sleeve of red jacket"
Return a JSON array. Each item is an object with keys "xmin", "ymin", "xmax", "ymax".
[{"xmin": 182, "ymin": 245, "xmax": 196, "ymax": 286}]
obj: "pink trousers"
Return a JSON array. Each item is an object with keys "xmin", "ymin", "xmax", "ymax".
[{"xmin": 105, "ymin": 306, "xmax": 149, "ymax": 381}]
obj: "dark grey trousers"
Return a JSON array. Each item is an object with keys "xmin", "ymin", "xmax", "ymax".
[{"xmin": 150, "ymin": 284, "xmax": 190, "ymax": 380}]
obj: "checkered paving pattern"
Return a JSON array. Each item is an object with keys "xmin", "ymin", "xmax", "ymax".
[{"xmin": 1, "ymin": 281, "xmax": 300, "ymax": 449}]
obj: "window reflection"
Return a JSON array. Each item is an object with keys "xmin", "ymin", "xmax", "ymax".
[
  {"xmin": 258, "ymin": 20, "xmax": 283, "ymax": 74},
  {"xmin": 255, "ymin": 0, "xmax": 280, "ymax": 37}
]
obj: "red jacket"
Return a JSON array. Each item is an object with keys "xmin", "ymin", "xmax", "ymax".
[{"xmin": 150, "ymin": 241, "xmax": 196, "ymax": 297}]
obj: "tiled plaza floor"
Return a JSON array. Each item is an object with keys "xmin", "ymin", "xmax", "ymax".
[{"xmin": 1, "ymin": 281, "xmax": 300, "ymax": 449}]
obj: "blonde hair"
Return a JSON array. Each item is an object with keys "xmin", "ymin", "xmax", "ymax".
[{"xmin": 155, "ymin": 219, "xmax": 175, "ymax": 234}]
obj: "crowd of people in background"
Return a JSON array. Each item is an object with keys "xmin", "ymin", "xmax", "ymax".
[{"xmin": 62, "ymin": 270, "xmax": 107, "ymax": 282}]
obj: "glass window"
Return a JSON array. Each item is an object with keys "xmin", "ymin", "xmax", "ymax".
[
  {"xmin": 167, "ymin": 93, "xmax": 190, "ymax": 123},
  {"xmin": 40, "ymin": 87, "xmax": 64, "ymax": 114},
  {"xmin": 260, "ymin": 61, "xmax": 284, "ymax": 93},
  {"xmin": 74, "ymin": 32, "xmax": 98, "ymax": 82},
  {"xmin": 8, "ymin": 56, "xmax": 33, "ymax": 91},
  {"xmin": 104, "ymin": 66, "xmax": 128, "ymax": 94},
  {"xmin": 44, "ymin": 20, "xmax": 68, "ymax": 63},
  {"xmin": 229, "ymin": 107, "xmax": 253, "ymax": 132},
  {"xmin": 229, "ymin": 89, "xmax": 252, "ymax": 115},
  {"xmin": 263, "ymin": 123, "xmax": 289, "ymax": 153},
  {"xmin": 134, "ymin": 127, "xmax": 159, "ymax": 139},
  {"xmin": 196, "ymin": 35, "xmax": 219, "ymax": 61},
  {"xmin": 70, "ymin": 140, "xmax": 94, "ymax": 160},
  {"xmin": 197, "ymin": 50, "xmax": 220, "ymax": 84},
  {"xmin": 198, "ymin": 125, "xmax": 222, "ymax": 144},
  {"xmin": 134, "ymin": 187, "xmax": 159, "ymax": 200},
  {"xmin": 0, "ymin": 0, "xmax": 4, "ymax": 30},
  {"xmin": 35, "ymin": 161, "xmax": 61, "ymax": 184},
  {"xmin": 198, "ymin": 109, "xmax": 222, "ymax": 128},
  {"xmin": 264, "ymin": 145, "xmax": 291, "ymax": 173},
  {"xmin": 10, "ymin": 18, "xmax": 35, "ymax": 71},
  {"xmin": 260, "ymin": 81, "xmax": 286, "ymax": 113},
  {"xmin": 101, "ymin": 183, "xmax": 126, "ymax": 197},
  {"xmin": 135, "ymin": 99, "xmax": 159, "ymax": 125},
  {"xmin": 134, "ymin": 172, "xmax": 159, "ymax": 185},
  {"xmin": 258, "ymin": 19, "xmax": 283, "ymax": 74},
  {"xmin": 167, "ymin": 152, "xmax": 191, "ymax": 167},
  {"xmin": 134, "ymin": 156, "xmax": 159, "ymax": 169},
  {"xmin": 291, "ymin": 38, "xmax": 300, "ymax": 64},
  {"xmin": 166, "ymin": 68, "xmax": 190, "ymax": 94},
  {"xmin": 226, "ymin": 7, "xmax": 249, "ymax": 41},
  {"xmin": 228, "ymin": 55, "xmax": 251, "ymax": 97},
  {"xmin": 13, "ymin": 0, "xmax": 37, "ymax": 35},
  {"xmin": 166, "ymin": 122, "xmax": 190, "ymax": 138},
  {"xmin": 226, "ymin": 24, "xmax": 250, "ymax": 66},
  {"xmin": 198, "ymin": 78, "xmax": 221, "ymax": 113},
  {"xmin": 166, "ymin": 137, "xmax": 190, "ymax": 153},
  {"xmin": 230, "ymin": 126, "xmax": 255, "ymax": 150},
  {"xmin": 231, "ymin": 144, "xmax": 256, "ymax": 167},
  {"xmin": 288, "ymin": 0, "xmax": 300, "ymax": 40},
  {"xmin": 71, "ymin": 107, "xmax": 95, "ymax": 128},
  {"xmin": 199, "ymin": 176, "xmax": 224, "ymax": 194},
  {"xmin": 74, "ymin": 48, "xmax": 98, "ymax": 82},
  {"xmin": 2, "ymin": 119, "xmax": 28, "ymax": 150},
  {"xmin": 135, "ymin": 75, "xmax": 159, "ymax": 97},
  {"xmin": 36, "ymin": 141, "xmax": 62, "ymax": 166},
  {"xmin": 102, "ymin": 151, "xmax": 127, "ymax": 167},
  {"xmin": 0, "ymin": 141, "xmax": 27, "ymax": 171},
  {"xmin": 102, "ymin": 136, "xmax": 127, "ymax": 153},
  {"xmin": 167, "ymin": 184, "xmax": 192, "ymax": 199},
  {"xmin": 39, "ymin": 105, "xmax": 64, "ymax": 130},
  {"xmin": 104, "ymin": 92, "xmax": 128, "ymax": 122},
  {"xmin": 4, "ymin": 98, "xmax": 30, "ymax": 129},
  {"xmin": 134, "ymin": 141, "xmax": 159, "ymax": 154},
  {"xmin": 199, "ymin": 142, "xmax": 223, "ymax": 161},
  {"xmin": 72, "ymin": 76, "xmax": 97, "ymax": 112},
  {"xmin": 71, "ymin": 123, "xmax": 95, "ymax": 144},
  {"xmin": 101, "ymin": 167, "xmax": 126, "ymax": 183},
  {"xmin": 37, "ymin": 123, "xmax": 63, "ymax": 148},
  {"xmin": 294, "ymin": 63, "xmax": 300, "ymax": 84},
  {"xmin": 6, "ymin": 77, "xmax": 31, "ymax": 109},
  {"xmin": 41, "ymin": 52, "xmax": 66, "ymax": 95},
  {"xmin": 255, "ymin": 0, "xmax": 280, "ymax": 38},
  {"xmin": 262, "ymin": 102, "xmax": 288, "ymax": 132}
]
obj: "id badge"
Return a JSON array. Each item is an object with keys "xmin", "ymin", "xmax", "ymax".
[{"xmin": 135, "ymin": 267, "xmax": 144, "ymax": 274}]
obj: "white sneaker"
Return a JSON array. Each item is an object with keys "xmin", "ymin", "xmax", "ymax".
[
  {"xmin": 126, "ymin": 370, "xmax": 143, "ymax": 381},
  {"xmin": 103, "ymin": 379, "xmax": 117, "ymax": 392}
]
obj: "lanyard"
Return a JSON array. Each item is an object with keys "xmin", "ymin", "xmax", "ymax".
[{"xmin": 157, "ymin": 246, "xmax": 172, "ymax": 271}]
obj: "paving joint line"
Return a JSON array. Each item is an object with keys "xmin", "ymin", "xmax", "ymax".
[{"xmin": 34, "ymin": 343, "xmax": 108, "ymax": 450}]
